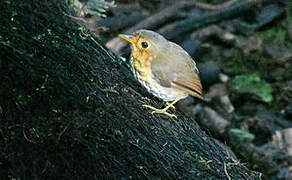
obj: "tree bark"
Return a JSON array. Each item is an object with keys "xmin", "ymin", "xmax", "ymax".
[{"xmin": 0, "ymin": 0, "xmax": 260, "ymax": 179}]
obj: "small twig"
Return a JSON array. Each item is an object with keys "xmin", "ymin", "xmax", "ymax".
[
  {"xmin": 106, "ymin": 0, "xmax": 239, "ymax": 53},
  {"xmin": 90, "ymin": 36, "xmax": 117, "ymax": 62},
  {"xmin": 106, "ymin": 1, "xmax": 191, "ymax": 53},
  {"xmin": 7, "ymin": 124, "xmax": 23, "ymax": 129},
  {"xmin": 23, "ymin": 130, "xmax": 37, "ymax": 144},
  {"xmin": 194, "ymin": 0, "xmax": 238, "ymax": 11},
  {"xmin": 224, "ymin": 162, "xmax": 232, "ymax": 180},
  {"xmin": 277, "ymin": 53, "xmax": 292, "ymax": 64},
  {"xmin": 97, "ymin": 85, "xmax": 119, "ymax": 97},
  {"xmin": 0, "ymin": 128, "xmax": 5, "ymax": 140},
  {"xmin": 78, "ymin": 1, "xmax": 87, "ymax": 17},
  {"xmin": 63, "ymin": 12, "xmax": 88, "ymax": 23},
  {"xmin": 159, "ymin": 142, "xmax": 168, "ymax": 153},
  {"xmin": 57, "ymin": 124, "xmax": 70, "ymax": 142},
  {"xmin": 158, "ymin": 0, "xmax": 265, "ymax": 40},
  {"xmin": 63, "ymin": 11, "xmax": 109, "ymax": 33}
]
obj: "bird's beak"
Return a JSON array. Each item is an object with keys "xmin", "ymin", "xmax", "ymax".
[{"xmin": 119, "ymin": 34, "xmax": 134, "ymax": 44}]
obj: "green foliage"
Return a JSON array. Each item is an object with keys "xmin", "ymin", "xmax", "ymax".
[
  {"xmin": 222, "ymin": 50, "xmax": 250, "ymax": 74},
  {"xmin": 259, "ymin": 27, "xmax": 287, "ymax": 45},
  {"xmin": 221, "ymin": 49, "xmax": 275, "ymax": 75},
  {"xmin": 229, "ymin": 129, "xmax": 255, "ymax": 141},
  {"xmin": 85, "ymin": 0, "xmax": 115, "ymax": 17},
  {"xmin": 67, "ymin": 0, "xmax": 115, "ymax": 17},
  {"xmin": 184, "ymin": 151, "xmax": 211, "ymax": 170},
  {"xmin": 232, "ymin": 74, "xmax": 273, "ymax": 103}
]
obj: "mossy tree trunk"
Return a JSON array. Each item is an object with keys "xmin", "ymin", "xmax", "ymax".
[{"xmin": 0, "ymin": 0, "xmax": 260, "ymax": 179}]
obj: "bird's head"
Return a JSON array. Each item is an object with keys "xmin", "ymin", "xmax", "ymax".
[{"xmin": 119, "ymin": 29, "xmax": 167, "ymax": 62}]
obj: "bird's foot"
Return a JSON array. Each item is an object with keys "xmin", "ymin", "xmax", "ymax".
[
  {"xmin": 166, "ymin": 102, "xmax": 176, "ymax": 109},
  {"xmin": 142, "ymin": 104, "xmax": 177, "ymax": 118}
]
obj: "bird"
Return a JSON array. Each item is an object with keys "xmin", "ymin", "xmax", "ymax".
[{"xmin": 119, "ymin": 29, "xmax": 203, "ymax": 118}]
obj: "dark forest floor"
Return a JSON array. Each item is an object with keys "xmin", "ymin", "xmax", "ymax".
[{"xmin": 68, "ymin": 0, "xmax": 292, "ymax": 178}]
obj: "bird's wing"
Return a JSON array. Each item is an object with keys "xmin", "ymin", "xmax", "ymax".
[
  {"xmin": 172, "ymin": 73, "xmax": 203, "ymax": 100},
  {"xmin": 151, "ymin": 42, "xmax": 203, "ymax": 100},
  {"xmin": 151, "ymin": 66, "xmax": 172, "ymax": 88}
]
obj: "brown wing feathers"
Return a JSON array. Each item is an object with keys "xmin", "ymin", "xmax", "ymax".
[{"xmin": 172, "ymin": 74, "xmax": 203, "ymax": 100}]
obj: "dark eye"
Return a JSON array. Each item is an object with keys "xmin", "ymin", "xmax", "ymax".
[{"xmin": 141, "ymin": 42, "xmax": 148, "ymax": 48}]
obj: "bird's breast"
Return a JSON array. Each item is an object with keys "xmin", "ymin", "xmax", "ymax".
[
  {"xmin": 130, "ymin": 56, "xmax": 152, "ymax": 84},
  {"xmin": 130, "ymin": 56, "xmax": 187, "ymax": 102}
]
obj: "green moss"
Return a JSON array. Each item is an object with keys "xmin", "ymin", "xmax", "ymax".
[
  {"xmin": 222, "ymin": 49, "xmax": 273, "ymax": 74},
  {"xmin": 232, "ymin": 74, "xmax": 273, "ymax": 103},
  {"xmin": 184, "ymin": 151, "xmax": 211, "ymax": 170},
  {"xmin": 223, "ymin": 50, "xmax": 249, "ymax": 74},
  {"xmin": 259, "ymin": 27, "xmax": 287, "ymax": 45}
]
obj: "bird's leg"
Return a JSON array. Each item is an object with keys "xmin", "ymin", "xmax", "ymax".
[
  {"xmin": 143, "ymin": 99, "xmax": 180, "ymax": 118},
  {"xmin": 166, "ymin": 102, "xmax": 176, "ymax": 109}
]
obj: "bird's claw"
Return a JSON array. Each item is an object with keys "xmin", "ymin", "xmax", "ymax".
[
  {"xmin": 142, "ymin": 104, "xmax": 177, "ymax": 118},
  {"xmin": 166, "ymin": 102, "xmax": 176, "ymax": 110}
]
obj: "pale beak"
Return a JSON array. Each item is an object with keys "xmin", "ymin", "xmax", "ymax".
[{"xmin": 119, "ymin": 34, "xmax": 134, "ymax": 44}]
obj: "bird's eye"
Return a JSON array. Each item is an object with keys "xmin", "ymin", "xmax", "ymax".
[{"xmin": 141, "ymin": 42, "xmax": 148, "ymax": 48}]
